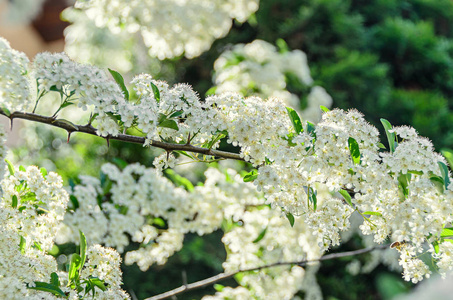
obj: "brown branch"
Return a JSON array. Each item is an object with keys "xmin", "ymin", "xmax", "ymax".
[
  {"xmin": 2, "ymin": 110, "xmax": 243, "ymax": 161},
  {"xmin": 145, "ymin": 243, "xmax": 390, "ymax": 300}
]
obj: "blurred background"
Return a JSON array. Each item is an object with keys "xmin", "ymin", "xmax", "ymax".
[{"xmin": 2, "ymin": 0, "xmax": 453, "ymax": 299}]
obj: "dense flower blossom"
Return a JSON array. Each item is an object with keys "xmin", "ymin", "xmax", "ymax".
[
  {"xmin": 213, "ymin": 39, "xmax": 332, "ymax": 122},
  {"xmin": 74, "ymin": 0, "xmax": 259, "ymax": 59}
]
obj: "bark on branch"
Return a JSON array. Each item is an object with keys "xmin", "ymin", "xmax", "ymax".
[
  {"xmin": 145, "ymin": 244, "xmax": 391, "ymax": 300},
  {"xmin": 1, "ymin": 110, "xmax": 243, "ymax": 161}
]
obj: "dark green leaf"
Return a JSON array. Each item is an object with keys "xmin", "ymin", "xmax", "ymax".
[
  {"xmin": 252, "ymin": 227, "xmax": 267, "ymax": 243},
  {"xmin": 108, "ymin": 68, "xmax": 129, "ymax": 100},
  {"xmin": 339, "ymin": 189, "xmax": 353, "ymax": 207},
  {"xmin": 50, "ymin": 272, "xmax": 60, "ymax": 287},
  {"xmin": 169, "ymin": 110, "xmax": 184, "ymax": 119},
  {"xmin": 348, "ymin": 137, "xmax": 361, "ymax": 165},
  {"xmin": 438, "ymin": 161, "xmax": 450, "ymax": 189},
  {"xmin": 158, "ymin": 119, "xmax": 179, "ymax": 131},
  {"xmin": 307, "ymin": 121, "xmax": 316, "ymax": 136},
  {"xmin": 151, "ymin": 82, "xmax": 160, "ymax": 103},
  {"xmin": 69, "ymin": 195, "xmax": 79, "ymax": 210},
  {"xmin": 89, "ymin": 277, "xmax": 107, "ymax": 292},
  {"xmin": 28, "ymin": 282, "xmax": 66, "ymax": 297},
  {"xmin": 243, "ymin": 170, "xmax": 258, "ymax": 182},
  {"xmin": 0, "ymin": 105, "xmax": 11, "ymax": 117},
  {"xmin": 286, "ymin": 107, "xmax": 303, "ymax": 134},
  {"xmin": 430, "ymin": 175, "xmax": 445, "ymax": 192},
  {"xmin": 112, "ymin": 158, "xmax": 128, "ymax": 169},
  {"xmin": 380, "ymin": 119, "xmax": 396, "ymax": 153},
  {"xmin": 12, "ymin": 195, "xmax": 18, "ymax": 208},
  {"xmin": 286, "ymin": 213, "xmax": 295, "ymax": 227},
  {"xmin": 60, "ymin": 101, "xmax": 74, "ymax": 109}
]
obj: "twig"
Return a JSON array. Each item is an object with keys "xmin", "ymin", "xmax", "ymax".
[
  {"xmin": 144, "ymin": 243, "xmax": 390, "ymax": 300},
  {"xmin": 2, "ymin": 110, "xmax": 243, "ymax": 161}
]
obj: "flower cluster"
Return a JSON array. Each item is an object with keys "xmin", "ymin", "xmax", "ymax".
[
  {"xmin": 74, "ymin": 0, "xmax": 259, "ymax": 59},
  {"xmin": 0, "ymin": 37, "xmax": 32, "ymax": 112},
  {"xmin": 213, "ymin": 39, "xmax": 332, "ymax": 122}
]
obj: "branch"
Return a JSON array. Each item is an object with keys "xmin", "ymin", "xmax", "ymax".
[
  {"xmin": 2, "ymin": 110, "xmax": 243, "ymax": 161},
  {"xmin": 145, "ymin": 243, "xmax": 390, "ymax": 300}
]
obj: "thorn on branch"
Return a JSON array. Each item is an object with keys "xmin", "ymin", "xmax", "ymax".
[
  {"xmin": 106, "ymin": 137, "xmax": 110, "ymax": 148},
  {"xmin": 67, "ymin": 131, "xmax": 72, "ymax": 144}
]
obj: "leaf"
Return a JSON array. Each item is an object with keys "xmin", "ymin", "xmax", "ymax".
[
  {"xmin": 0, "ymin": 105, "xmax": 11, "ymax": 117},
  {"xmin": 168, "ymin": 110, "xmax": 184, "ymax": 119},
  {"xmin": 158, "ymin": 119, "xmax": 179, "ymax": 131},
  {"xmin": 19, "ymin": 235, "xmax": 26, "ymax": 254},
  {"xmin": 68, "ymin": 253, "xmax": 82, "ymax": 283},
  {"xmin": 165, "ymin": 169, "xmax": 194, "ymax": 192},
  {"xmin": 89, "ymin": 277, "xmax": 107, "ymax": 292},
  {"xmin": 112, "ymin": 157, "xmax": 128, "ymax": 169},
  {"xmin": 348, "ymin": 137, "xmax": 361, "ymax": 165},
  {"xmin": 252, "ymin": 227, "xmax": 267, "ymax": 243},
  {"xmin": 307, "ymin": 121, "xmax": 316, "ymax": 136},
  {"xmin": 339, "ymin": 189, "xmax": 353, "ymax": 207},
  {"xmin": 5, "ymin": 159, "xmax": 14, "ymax": 175},
  {"xmin": 362, "ymin": 211, "xmax": 382, "ymax": 216},
  {"xmin": 153, "ymin": 217, "xmax": 166, "ymax": 228},
  {"xmin": 50, "ymin": 272, "xmax": 60, "ymax": 287},
  {"xmin": 408, "ymin": 170, "xmax": 423, "ymax": 175},
  {"xmin": 243, "ymin": 170, "xmax": 258, "ymax": 182},
  {"xmin": 108, "ymin": 68, "xmax": 129, "ymax": 100},
  {"xmin": 378, "ymin": 143, "xmax": 386, "ymax": 149},
  {"xmin": 286, "ymin": 213, "xmax": 295, "ymax": 227},
  {"xmin": 441, "ymin": 227, "xmax": 453, "ymax": 238},
  {"xmin": 320, "ymin": 105, "xmax": 330, "ymax": 113},
  {"xmin": 55, "ymin": 119, "xmax": 78, "ymax": 131},
  {"xmin": 433, "ymin": 241, "xmax": 439, "ymax": 254},
  {"xmin": 69, "ymin": 195, "xmax": 79, "ymax": 210},
  {"xmin": 28, "ymin": 282, "xmax": 66, "ymax": 297},
  {"xmin": 12, "ymin": 195, "xmax": 18, "ymax": 208},
  {"xmin": 397, "ymin": 173, "xmax": 410, "ymax": 197},
  {"xmin": 19, "ymin": 165, "xmax": 26, "ymax": 172},
  {"xmin": 151, "ymin": 82, "xmax": 160, "ymax": 103},
  {"xmin": 79, "ymin": 231, "xmax": 87, "ymax": 274},
  {"xmin": 380, "ymin": 119, "xmax": 396, "ymax": 153},
  {"xmin": 308, "ymin": 187, "xmax": 317, "ymax": 210},
  {"xmin": 438, "ymin": 161, "xmax": 450, "ymax": 189},
  {"xmin": 205, "ymin": 87, "xmax": 217, "ymax": 96},
  {"xmin": 60, "ymin": 101, "xmax": 74, "ymax": 109},
  {"xmin": 213, "ymin": 284, "xmax": 224, "ymax": 292},
  {"xmin": 441, "ymin": 148, "xmax": 453, "ymax": 169},
  {"xmin": 286, "ymin": 107, "xmax": 303, "ymax": 134},
  {"xmin": 430, "ymin": 175, "xmax": 445, "ymax": 192},
  {"xmin": 40, "ymin": 167, "xmax": 47, "ymax": 178}
]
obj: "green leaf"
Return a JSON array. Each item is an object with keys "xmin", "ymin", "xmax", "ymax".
[
  {"xmin": 380, "ymin": 119, "xmax": 396, "ymax": 153},
  {"xmin": 28, "ymin": 282, "xmax": 66, "ymax": 297},
  {"xmin": 339, "ymin": 189, "xmax": 353, "ymax": 207},
  {"xmin": 158, "ymin": 119, "xmax": 179, "ymax": 131},
  {"xmin": 69, "ymin": 195, "xmax": 79, "ymax": 210},
  {"xmin": 378, "ymin": 143, "xmax": 386, "ymax": 149},
  {"xmin": 243, "ymin": 170, "xmax": 258, "ymax": 182},
  {"xmin": 89, "ymin": 277, "xmax": 107, "ymax": 292},
  {"xmin": 433, "ymin": 241, "xmax": 439, "ymax": 254},
  {"xmin": 214, "ymin": 284, "xmax": 224, "ymax": 292},
  {"xmin": 441, "ymin": 227, "xmax": 453, "ymax": 238},
  {"xmin": 165, "ymin": 169, "xmax": 194, "ymax": 192},
  {"xmin": 60, "ymin": 101, "xmax": 74, "ymax": 109},
  {"xmin": 50, "ymin": 272, "xmax": 60, "ymax": 287},
  {"xmin": 5, "ymin": 159, "xmax": 14, "ymax": 175},
  {"xmin": 108, "ymin": 68, "xmax": 129, "ymax": 100},
  {"xmin": 19, "ymin": 235, "xmax": 26, "ymax": 254},
  {"xmin": 307, "ymin": 121, "xmax": 316, "ymax": 136},
  {"xmin": 286, "ymin": 107, "xmax": 303, "ymax": 134},
  {"xmin": 12, "ymin": 195, "xmax": 18, "ymax": 208},
  {"xmin": 408, "ymin": 170, "xmax": 423, "ymax": 175},
  {"xmin": 252, "ymin": 227, "xmax": 267, "ymax": 243},
  {"xmin": 151, "ymin": 82, "xmax": 160, "ymax": 103},
  {"xmin": 320, "ymin": 105, "xmax": 330, "ymax": 113},
  {"xmin": 55, "ymin": 119, "xmax": 78, "ymax": 131},
  {"xmin": 348, "ymin": 137, "xmax": 361, "ymax": 165},
  {"xmin": 286, "ymin": 213, "xmax": 295, "ymax": 227},
  {"xmin": 169, "ymin": 110, "xmax": 184, "ymax": 119},
  {"xmin": 79, "ymin": 231, "xmax": 87, "ymax": 274},
  {"xmin": 112, "ymin": 157, "xmax": 128, "ymax": 169},
  {"xmin": 19, "ymin": 165, "xmax": 26, "ymax": 172},
  {"xmin": 308, "ymin": 187, "xmax": 317, "ymax": 210},
  {"xmin": 68, "ymin": 253, "xmax": 82, "ymax": 283},
  {"xmin": 362, "ymin": 211, "xmax": 382, "ymax": 216},
  {"xmin": 0, "ymin": 105, "xmax": 11, "ymax": 117},
  {"xmin": 40, "ymin": 167, "xmax": 47, "ymax": 178},
  {"xmin": 430, "ymin": 175, "xmax": 445, "ymax": 192},
  {"xmin": 438, "ymin": 161, "xmax": 450, "ymax": 189},
  {"xmin": 153, "ymin": 217, "xmax": 166, "ymax": 228},
  {"xmin": 441, "ymin": 148, "xmax": 453, "ymax": 169},
  {"xmin": 205, "ymin": 86, "xmax": 217, "ymax": 96},
  {"xmin": 397, "ymin": 173, "xmax": 410, "ymax": 197}
]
